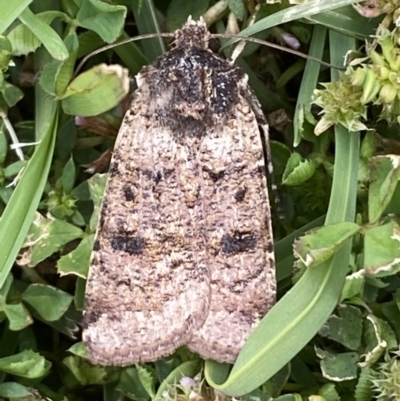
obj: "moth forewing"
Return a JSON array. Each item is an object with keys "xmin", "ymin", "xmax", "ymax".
[{"xmin": 83, "ymin": 17, "xmax": 276, "ymax": 365}]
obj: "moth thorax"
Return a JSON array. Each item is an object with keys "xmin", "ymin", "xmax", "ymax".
[{"xmin": 173, "ymin": 17, "xmax": 210, "ymax": 50}]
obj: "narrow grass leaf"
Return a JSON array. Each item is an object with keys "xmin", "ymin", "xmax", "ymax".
[
  {"xmin": 0, "ymin": 112, "xmax": 57, "ymax": 289},
  {"xmin": 132, "ymin": 0, "xmax": 166, "ymax": 61},
  {"xmin": 224, "ymin": 0, "xmax": 363, "ymax": 48},
  {"xmin": 307, "ymin": 5, "xmax": 381, "ymax": 39},
  {"xmin": 293, "ymin": 25, "xmax": 326, "ymax": 146}
]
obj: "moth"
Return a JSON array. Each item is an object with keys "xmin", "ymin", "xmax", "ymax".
[{"xmin": 83, "ymin": 17, "xmax": 276, "ymax": 365}]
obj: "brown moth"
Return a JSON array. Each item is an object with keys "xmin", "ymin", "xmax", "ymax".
[{"xmin": 82, "ymin": 17, "xmax": 276, "ymax": 365}]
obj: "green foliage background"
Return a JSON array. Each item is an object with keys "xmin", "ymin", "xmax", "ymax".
[{"xmin": 0, "ymin": 0, "xmax": 400, "ymax": 400}]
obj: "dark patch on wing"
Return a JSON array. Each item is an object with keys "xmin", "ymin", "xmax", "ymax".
[
  {"xmin": 83, "ymin": 305, "xmax": 101, "ymax": 327},
  {"xmin": 141, "ymin": 168, "xmax": 174, "ymax": 184},
  {"xmin": 221, "ymin": 232, "xmax": 257, "ymax": 254},
  {"xmin": 234, "ymin": 187, "xmax": 247, "ymax": 202},
  {"xmin": 117, "ymin": 279, "xmax": 131, "ymax": 287},
  {"xmin": 93, "ymin": 240, "xmax": 100, "ymax": 251},
  {"xmin": 108, "ymin": 161, "xmax": 119, "ymax": 175},
  {"xmin": 110, "ymin": 235, "xmax": 146, "ymax": 255},
  {"xmin": 98, "ymin": 199, "xmax": 108, "ymax": 229},
  {"xmin": 123, "ymin": 185, "xmax": 135, "ymax": 201},
  {"xmin": 202, "ymin": 166, "xmax": 225, "ymax": 182}
]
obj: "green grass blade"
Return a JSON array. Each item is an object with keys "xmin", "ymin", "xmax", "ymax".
[
  {"xmin": 0, "ymin": 46, "xmax": 58, "ymax": 289},
  {"xmin": 205, "ymin": 32, "xmax": 360, "ymax": 397},
  {"xmin": 0, "ymin": 0, "xmax": 33, "ymax": 34},
  {"xmin": 132, "ymin": 0, "xmax": 166, "ymax": 62},
  {"xmin": 307, "ymin": 5, "xmax": 381, "ymax": 38},
  {"xmin": 293, "ymin": 25, "xmax": 327, "ymax": 146},
  {"xmin": 0, "ymin": 112, "xmax": 57, "ymax": 288},
  {"xmin": 224, "ymin": 0, "xmax": 362, "ymax": 47}
]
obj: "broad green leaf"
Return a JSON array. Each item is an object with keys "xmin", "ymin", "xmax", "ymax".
[
  {"xmin": 61, "ymin": 64, "xmax": 130, "ymax": 116},
  {"xmin": 77, "ymin": 30, "xmax": 105, "ymax": 58},
  {"xmin": 58, "ymin": 233, "xmax": 94, "ymax": 278},
  {"xmin": 22, "ymin": 284, "xmax": 73, "ymax": 322},
  {"xmin": 62, "ymin": 156, "xmax": 77, "ymax": 194},
  {"xmin": 293, "ymin": 222, "xmax": 360, "ymax": 268},
  {"xmin": 2, "ymin": 82, "xmax": 24, "ymax": 108},
  {"xmin": 20, "ymin": 213, "xmax": 84, "ymax": 267},
  {"xmin": 4, "ymin": 303, "xmax": 33, "ymax": 331},
  {"xmin": 68, "ymin": 342, "xmax": 89, "ymax": 359},
  {"xmin": 0, "ymin": 382, "xmax": 31, "ymax": 398},
  {"xmin": 316, "ymin": 348, "xmax": 358, "ymax": 381},
  {"xmin": 360, "ymin": 130, "xmax": 376, "ymax": 159},
  {"xmin": 76, "ymin": 0, "xmax": 127, "ymax": 43},
  {"xmin": 319, "ymin": 305, "xmax": 362, "ymax": 350},
  {"xmin": 4, "ymin": 160, "xmax": 26, "ymax": 179},
  {"xmin": 363, "ymin": 220, "xmax": 400, "ymax": 277},
  {"xmin": 360, "ymin": 315, "xmax": 397, "ymax": 367},
  {"xmin": 63, "ymin": 355, "xmax": 108, "ymax": 385},
  {"xmin": 282, "ymin": 152, "xmax": 317, "ymax": 186},
  {"xmin": 0, "ymin": 350, "xmax": 51, "ymax": 378},
  {"xmin": 381, "ymin": 301, "xmax": 400, "ymax": 343},
  {"xmin": 117, "ymin": 367, "xmax": 152, "ymax": 401},
  {"xmin": 368, "ymin": 155, "xmax": 400, "ymax": 224},
  {"xmin": 340, "ymin": 271, "xmax": 365, "ymax": 302},
  {"xmin": 136, "ymin": 365, "xmax": 157, "ymax": 397}
]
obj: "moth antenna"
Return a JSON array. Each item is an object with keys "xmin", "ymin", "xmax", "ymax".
[
  {"xmin": 73, "ymin": 32, "xmax": 174, "ymax": 78},
  {"xmin": 73, "ymin": 26, "xmax": 344, "ymax": 79},
  {"xmin": 212, "ymin": 33, "xmax": 346, "ymax": 70}
]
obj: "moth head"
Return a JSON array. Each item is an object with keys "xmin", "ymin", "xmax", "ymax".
[{"xmin": 173, "ymin": 16, "xmax": 210, "ymax": 50}]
